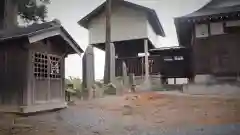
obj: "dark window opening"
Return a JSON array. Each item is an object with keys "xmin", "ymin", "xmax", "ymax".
[
  {"xmin": 33, "ymin": 52, "xmax": 48, "ymax": 79},
  {"xmin": 49, "ymin": 55, "xmax": 61, "ymax": 79},
  {"xmin": 33, "ymin": 52, "xmax": 61, "ymax": 79}
]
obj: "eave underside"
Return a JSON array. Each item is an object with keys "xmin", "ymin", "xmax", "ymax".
[{"xmin": 92, "ymin": 39, "xmax": 154, "ymax": 57}]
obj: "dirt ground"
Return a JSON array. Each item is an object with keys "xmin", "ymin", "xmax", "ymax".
[{"xmin": 0, "ymin": 91, "xmax": 240, "ymax": 135}]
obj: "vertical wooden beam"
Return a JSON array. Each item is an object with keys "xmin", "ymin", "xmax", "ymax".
[
  {"xmin": 144, "ymin": 39, "xmax": 149, "ymax": 81},
  {"xmin": 61, "ymin": 55, "xmax": 65, "ymax": 101},
  {"xmin": 190, "ymin": 23, "xmax": 196, "ymax": 83},
  {"xmin": 2, "ymin": 0, "xmax": 18, "ymax": 29},
  {"xmin": 105, "ymin": 0, "xmax": 112, "ymax": 45},
  {"xmin": 47, "ymin": 43, "xmax": 51, "ymax": 102},
  {"xmin": 104, "ymin": 0, "xmax": 113, "ymax": 84},
  {"xmin": 23, "ymin": 49, "xmax": 33, "ymax": 106}
]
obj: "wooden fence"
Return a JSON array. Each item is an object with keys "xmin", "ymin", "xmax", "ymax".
[
  {"xmin": 116, "ymin": 55, "xmax": 191, "ymax": 78},
  {"xmin": 115, "ymin": 55, "xmax": 162, "ymax": 77}
]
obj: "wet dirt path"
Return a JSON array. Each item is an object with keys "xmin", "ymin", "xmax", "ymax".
[{"xmin": 0, "ymin": 92, "xmax": 240, "ymax": 135}]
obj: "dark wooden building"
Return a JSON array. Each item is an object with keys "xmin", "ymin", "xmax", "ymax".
[
  {"xmin": 0, "ymin": 20, "xmax": 83, "ymax": 113},
  {"xmin": 114, "ymin": 46, "xmax": 191, "ymax": 87},
  {"xmin": 175, "ymin": 0, "xmax": 240, "ymax": 82},
  {"xmin": 149, "ymin": 46, "xmax": 192, "ymax": 79}
]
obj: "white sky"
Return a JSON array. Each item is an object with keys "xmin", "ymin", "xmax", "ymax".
[{"xmin": 46, "ymin": 0, "xmax": 210, "ymax": 79}]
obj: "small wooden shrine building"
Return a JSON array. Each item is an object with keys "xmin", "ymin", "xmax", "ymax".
[
  {"xmin": 78, "ymin": 0, "xmax": 165, "ymax": 87},
  {"xmin": 175, "ymin": 0, "xmax": 240, "ymax": 83},
  {"xmin": 0, "ymin": 20, "xmax": 83, "ymax": 113}
]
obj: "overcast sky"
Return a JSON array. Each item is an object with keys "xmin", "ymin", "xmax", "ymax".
[{"xmin": 46, "ymin": 0, "xmax": 210, "ymax": 79}]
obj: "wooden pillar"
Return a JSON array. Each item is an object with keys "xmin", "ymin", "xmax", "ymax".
[
  {"xmin": 188, "ymin": 76, "xmax": 195, "ymax": 84},
  {"xmin": 161, "ymin": 76, "xmax": 166, "ymax": 85},
  {"xmin": 1, "ymin": 0, "xmax": 18, "ymax": 29},
  {"xmin": 104, "ymin": 0, "xmax": 114, "ymax": 84},
  {"xmin": 144, "ymin": 39, "xmax": 149, "ymax": 81},
  {"xmin": 122, "ymin": 61, "xmax": 128, "ymax": 86},
  {"xmin": 104, "ymin": 43, "xmax": 115, "ymax": 84},
  {"xmin": 129, "ymin": 73, "xmax": 136, "ymax": 92},
  {"xmin": 174, "ymin": 78, "xmax": 176, "ymax": 84},
  {"xmin": 23, "ymin": 50, "xmax": 33, "ymax": 106}
]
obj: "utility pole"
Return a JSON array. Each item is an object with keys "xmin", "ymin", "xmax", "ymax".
[{"xmin": 104, "ymin": 0, "xmax": 113, "ymax": 84}]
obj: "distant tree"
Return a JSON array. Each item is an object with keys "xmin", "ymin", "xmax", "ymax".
[{"xmin": 16, "ymin": 0, "xmax": 50, "ymax": 22}]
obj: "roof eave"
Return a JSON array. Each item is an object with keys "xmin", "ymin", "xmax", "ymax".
[
  {"xmin": 0, "ymin": 25, "xmax": 84, "ymax": 54},
  {"xmin": 60, "ymin": 27, "xmax": 84, "ymax": 53},
  {"xmin": 156, "ymin": 25, "xmax": 165, "ymax": 37},
  {"xmin": 78, "ymin": 19, "xmax": 89, "ymax": 29},
  {"xmin": 78, "ymin": 1, "xmax": 106, "ymax": 29},
  {"xmin": 148, "ymin": 10, "xmax": 166, "ymax": 37}
]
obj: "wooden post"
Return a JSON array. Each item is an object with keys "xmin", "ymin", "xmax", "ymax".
[
  {"xmin": 144, "ymin": 39, "xmax": 149, "ymax": 81},
  {"xmin": 105, "ymin": 0, "xmax": 111, "ymax": 46},
  {"xmin": 129, "ymin": 73, "xmax": 136, "ymax": 93},
  {"xmin": 1, "ymin": 0, "xmax": 18, "ymax": 29},
  {"xmin": 104, "ymin": 0, "xmax": 113, "ymax": 84}
]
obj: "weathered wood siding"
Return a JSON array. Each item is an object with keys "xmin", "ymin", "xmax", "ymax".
[
  {"xmin": 27, "ymin": 37, "xmax": 67, "ymax": 105},
  {"xmin": 2, "ymin": 0, "xmax": 18, "ymax": 28},
  {"xmin": 88, "ymin": 6, "xmax": 151, "ymax": 44},
  {"xmin": 194, "ymin": 33, "xmax": 240, "ymax": 75},
  {"xmin": 116, "ymin": 53, "xmax": 191, "ymax": 78},
  {"xmin": 0, "ymin": 0, "xmax": 5, "ymax": 29},
  {"xmin": 0, "ymin": 41, "xmax": 28, "ymax": 106}
]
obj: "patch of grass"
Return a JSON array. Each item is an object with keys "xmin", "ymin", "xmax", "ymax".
[{"xmin": 104, "ymin": 83, "xmax": 117, "ymax": 95}]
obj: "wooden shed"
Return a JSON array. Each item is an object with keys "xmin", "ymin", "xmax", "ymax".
[{"xmin": 0, "ymin": 20, "xmax": 83, "ymax": 113}]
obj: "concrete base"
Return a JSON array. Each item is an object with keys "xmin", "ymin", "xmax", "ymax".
[
  {"xmin": 115, "ymin": 75, "xmax": 162, "ymax": 92},
  {"xmin": 183, "ymin": 75, "xmax": 240, "ymax": 96},
  {"xmin": 183, "ymin": 84, "xmax": 240, "ymax": 96},
  {"xmin": 194, "ymin": 75, "xmax": 213, "ymax": 84},
  {"xmin": 0, "ymin": 105, "xmax": 19, "ymax": 113},
  {"xmin": 137, "ymin": 79, "xmax": 151, "ymax": 91},
  {"xmin": 20, "ymin": 102, "xmax": 67, "ymax": 113},
  {"xmin": 0, "ymin": 101, "xmax": 67, "ymax": 114},
  {"xmin": 135, "ymin": 75, "xmax": 162, "ymax": 91}
]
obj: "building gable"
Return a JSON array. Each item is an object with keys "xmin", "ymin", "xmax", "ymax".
[
  {"xmin": 88, "ymin": 5, "xmax": 150, "ymax": 44},
  {"xmin": 174, "ymin": 0, "xmax": 240, "ymax": 47},
  {"xmin": 78, "ymin": 1, "xmax": 165, "ymax": 37},
  {"xmin": 0, "ymin": 20, "xmax": 83, "ymax": 55}
]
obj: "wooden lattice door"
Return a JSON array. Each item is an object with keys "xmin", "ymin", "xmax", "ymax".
[{"xmin": 33, "ymin": 52, "xmax": 62, "ymax": 104}]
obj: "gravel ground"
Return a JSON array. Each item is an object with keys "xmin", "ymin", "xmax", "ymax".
[{"xmin": 0, "ymin": 91, "xmax": 240, "ymax": 135}]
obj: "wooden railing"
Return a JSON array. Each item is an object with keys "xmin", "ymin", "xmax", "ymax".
[
  {"xmin": 116, "ymin": 55, "xmax": 191, "ymax": 78},
  {"xmin": 115, "ymin": 55, "xmax": 162, "ymax": 77}
]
